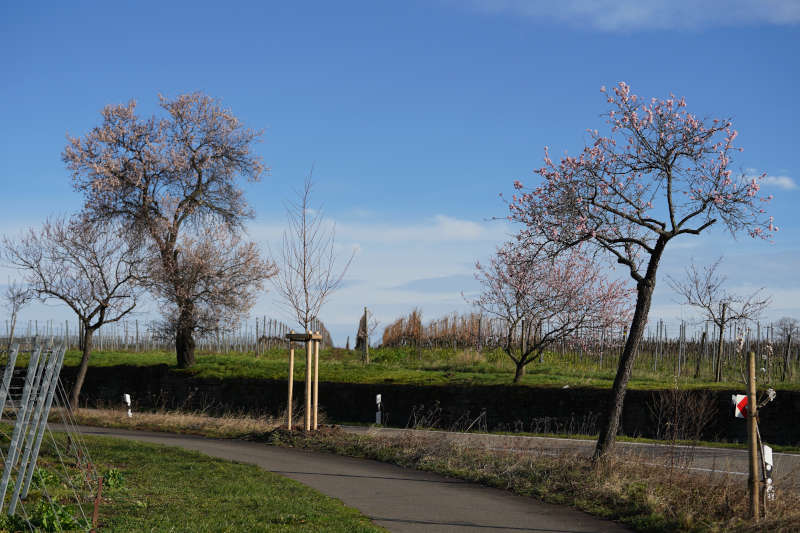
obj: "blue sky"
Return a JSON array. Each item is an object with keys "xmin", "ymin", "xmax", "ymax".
[{"xmin": 1, "ymin": 1, "xmax": 798, "ymax": 345}]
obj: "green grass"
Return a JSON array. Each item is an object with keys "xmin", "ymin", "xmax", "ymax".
[
  {"xmin": 2, "ymin": 431, "xmax": 384, "ymax": 532},
  {"xmin": 47, "ymin": 345, "xmax": 800, "ymax": 391},
  {"xmin": 65, "ymin": 409, "xmax": 800, "ymax": 532}
]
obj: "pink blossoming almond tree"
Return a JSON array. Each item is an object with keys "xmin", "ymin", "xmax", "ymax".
[
  {"xmin": 472, "ymin": 244, "xmax": 631, "ymax": 383},
  {"xmin": 508, "ymin": 82, "xmax": 775, "ymax": 460},
  {"xmin": 63, "ymin": 93, "xmax": 268, "ymax": 368}
]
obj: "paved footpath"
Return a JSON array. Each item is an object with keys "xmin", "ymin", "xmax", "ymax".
[{"xmin": 72, "ymin": 425, "xmax": 630, "ymax": 533}]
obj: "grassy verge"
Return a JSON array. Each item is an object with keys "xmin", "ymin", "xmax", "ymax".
[
  {"xmin": 265, "ymin": 428, "xmax": 799, "ymax": 533},
  {"xmin": 1, "ymin": 428, "xmax": 383, "ymax": 532},
  {"xmin": 64, "ymin": 408, "xmax": 281, "ymax": 439},
  {"xmin": 48, "ymin": 346, "xmax": 800, "ymax": 391},
  {"xmin": 68, "ymin": 408, "xmax": 800, "ymax": 532}
]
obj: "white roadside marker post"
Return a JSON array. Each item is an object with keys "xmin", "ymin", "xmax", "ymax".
[
  {"xmin": 123, "ymin": 393, "xmax": 132, "ymax": 418},
  {"xmin": 376, "ymin": 394, "xmax": 382, "ymax": 425},
  {"xmin": 763, "ymin": 444, "xmax": 774, "ymax": 503}
]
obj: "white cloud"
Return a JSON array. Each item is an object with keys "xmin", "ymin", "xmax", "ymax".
[
  {"xmin": 761, "ymin": 175, "xmax": 798, "ymax": 190},
  {"xmin": 338, "ymin": 214, "xmax": 509, "ymax": 244},
  {"xmin": 250, "ymin": 214, "xmax": 510, "ymax": 247},
  {"xmin": 455, "ymin": 0, "xmax": 800, "ymax": 31},
  {"xmin": 743, "ymin": 168, "xmax": 797, "ymax": 191}
]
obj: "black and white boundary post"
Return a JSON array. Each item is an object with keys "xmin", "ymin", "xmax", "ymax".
[
  {"xmin": 747, "ymin": 349, "xmax": 759, "ymax": 521},
  {"xmin": 733, "ymin": 351, "xmax": 777, "ymax": 522},
  {"xmin": 123, "ymin": 393, "xmax": 132, "ymax": 418}
]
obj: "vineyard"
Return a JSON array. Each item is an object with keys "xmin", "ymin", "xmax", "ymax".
[
  {"xmin": 2, "ymin": 309, "xmax": 798, "ymax": 387},
  {"xmin": 381, "ymin": 309, "xmax": 799, "ymax": 385},
  {"xmin": 2, "ymin": 317, "xmax": 333, "ymax": 356}
]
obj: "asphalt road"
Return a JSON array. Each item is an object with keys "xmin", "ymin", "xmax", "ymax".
[
  {"xmin": 349, "ymin": 426, "xmax": 800, "ymax": 488},
  {"xmin": 70, "ymin": 425, "xmax": 630, "ymax": 533}
]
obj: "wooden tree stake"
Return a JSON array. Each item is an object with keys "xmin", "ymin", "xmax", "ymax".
[
  {"xmin": 287, "ymin": 331, "xmax": 294, "ymax": 431},
  {"xmin": 748, "ymin": 350, "xmax": 759, "ymax": 521},
  {"xmin": 305, "ymin": 331, "xmax": 312, "ymax": 431},
  {"xmin": 313, "ymin": 333, "xmax": 320, "ymax": 430}
]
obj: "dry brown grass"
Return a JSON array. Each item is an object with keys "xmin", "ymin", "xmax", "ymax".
[
  {"xmin": 59, "ymin": 407, "xmax": 282, "ymax": 439},
  {"xmin": 64, "ymin": 408, "xmax": 800, "ymax": 532},
  {"xmin": 267, "ymin": 428, "xmax": 800, "ymax": 533}
]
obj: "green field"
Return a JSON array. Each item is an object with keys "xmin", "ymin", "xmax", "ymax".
[
  {"xmin": 1, "ymin": 430, "xmax": 383, "ymax": 532},
  {"xmin": 53, "ymin": 345, "xmax": 799, "ymax": 391}
]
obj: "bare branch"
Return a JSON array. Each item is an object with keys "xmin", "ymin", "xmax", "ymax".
[
  {"xmin": 2, "ymin": 216, "xmax": 144, "ymax": 405},
  {"xmin": 667, "ymin": 257, "xmax": 772, "ymax": 327},
  {"xmin": 271, "ymin": 171, "xmax": 355, "ymax": 333}
]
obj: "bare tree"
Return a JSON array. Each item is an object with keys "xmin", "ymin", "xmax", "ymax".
[
  {"xmin": 3, "ymin": 280, "xmax": 31, "ymax": 353},
  {"xmin": 355, "ymin": 307, "xmax": 380, "ymax": 363},
  {"xmin": 147, "ymin": 223, "xmax": 276, "ymax": 355},
  {"xmin": 472, "ymin": 244, "xmax": 631, "ymax": 383},
  {"xmin": 775, "ymin": 316, "xmax": 798, "ymax": 381},
  {"xmin": 272, "ymin": 174, "xmax": 354, "ymax": 333},
  {"xmin": 2, "ymin": 217, "xmax": 142, "ymax": 407},
  {"xmin": 668, "ymin": 257, "xmax": 771, "ymax": 382},
  {"xmin": 63, "ymin": 92, "xmax": 265, "ymax": 368},
  {"xmin": 776, "ymin": 317, "xmax": 798, "ymax": 342}
]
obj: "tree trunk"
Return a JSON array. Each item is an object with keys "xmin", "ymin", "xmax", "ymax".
[
  {"xmin": 694, "ymin": 330, "xmax": 706, "ymax": 379},
  {"xmin": 175, "ymin": 306, "xmax": 196, "ymax": 369},
  {"xmin": 594, "ymin": 238, "xmax": 666, "ymax": 461},
  {"xmin": 714, "ymin": 304, "xmax": 726, "ymax": 382},
  {"xmin": 6, "ymin": 312, "xmax": 18, "ymax": 354},
  {"xmin": 512, "ymin": 320, "xmax": 528, "ymax": 383},
  {"xmin": 512, "ymin": 360, "xmax": 526, "ymax": 383},
  {"xmin": 593, "ymin": 279, "xmax": 655, "ymax": 460},
  {"xmin": 70, "ymin": 327, "xmax": 93, "ymax": 409}
]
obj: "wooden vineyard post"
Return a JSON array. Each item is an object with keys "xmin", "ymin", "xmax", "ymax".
[
  {"xmin": 313, "ymin": 332, "xmax": 320, "ymax": 430},
  {"xmin": 362, "ymin": 307, "xmax": 369, "ymax": 364},
  {"xmin": 287, "ymin": 331, "xmax": 295, "ymax": 431},
  {"xmin": 747, "ymin": 350, "xmax": 759, "ymax": 521},
  {"xmin": 90, "ymin": 476, "xmax": 104, "ymax": 532},
  {"xmin": 715, "ymin": 302, "xmax": 727, "ymax": 382}
]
